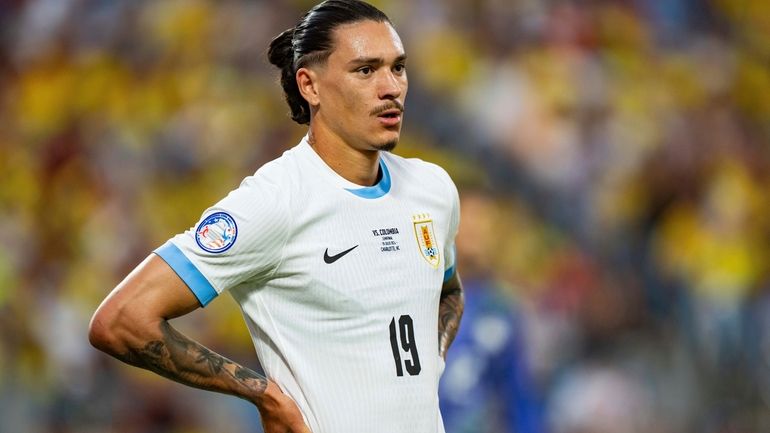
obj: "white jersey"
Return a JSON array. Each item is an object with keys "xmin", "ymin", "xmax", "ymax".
[{"xmin": 155, "ymin": 137, "xmax": 459, "ymax": 433}]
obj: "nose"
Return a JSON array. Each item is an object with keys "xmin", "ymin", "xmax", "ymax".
[{"xmin": 377, "ymin": 70, "xmax": 404, "ymax": 100}]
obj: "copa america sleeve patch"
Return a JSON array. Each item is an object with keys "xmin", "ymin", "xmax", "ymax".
[{"xmin": 195, "ymin": 212, "xmax": 238, "ymax": 253}]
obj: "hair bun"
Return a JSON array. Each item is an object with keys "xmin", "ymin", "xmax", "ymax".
[{"xmin": 267, "ymin": 28, "xmax": 296, "ymax": 70}]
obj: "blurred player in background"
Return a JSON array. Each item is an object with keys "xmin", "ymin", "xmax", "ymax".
[
  {"xmin": 439, "ymin": 190, "xmax": 544, "ymax": 433},
  {"xmin": 88, "ymin": 1, "xmax": 463, "ymax": 432}
]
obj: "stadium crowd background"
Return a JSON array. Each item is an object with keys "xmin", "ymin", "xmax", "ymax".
[{"xmin": 1, "ymin": 0, "xmax": 770, "ymax": 432}]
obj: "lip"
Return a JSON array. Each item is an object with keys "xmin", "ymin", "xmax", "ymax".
[
  {"xmin": 377, "ymin": 114, "xmax": 401, "ymax": 127},
  {"xmin": 376, "ymin": 109, "xmax": 403, "ymax": 127}
]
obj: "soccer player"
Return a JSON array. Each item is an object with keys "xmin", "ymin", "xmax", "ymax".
[{"xmin": 88, "ymin": 1, "xmax": 464, "ymax": 432}]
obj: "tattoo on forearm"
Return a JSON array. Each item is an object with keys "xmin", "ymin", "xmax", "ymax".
[
  {"xmin": 438, "ymin": 281, "xmax": 464, "ymax": 358},
  {"xmin": 117, "ymin": 321, "xmax": 267, "ymax": 400}
]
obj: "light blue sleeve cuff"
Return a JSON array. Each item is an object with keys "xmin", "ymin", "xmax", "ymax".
[
  {"xmin": 443, "ymin": 244, "xmax": 457, "ymax": 282},
  {"xmin": 154, "ymin": 241, "xmax": 218, "ymax": 307},
  {"xmin": 443, "ymin": 264, "xmax": 456, "ymax": 282}
]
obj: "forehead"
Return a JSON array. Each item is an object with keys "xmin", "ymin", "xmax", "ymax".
[{"xmin": 329, "ymin": 20, "xmax": 404, "ymax": 62}]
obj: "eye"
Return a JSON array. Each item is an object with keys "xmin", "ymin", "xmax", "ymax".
[
  {"xmin": 358, "ymin": 66, "xmax": 374, "ymax": 76},
  {"xmin": 393, "ymin": 63, "xmax": 406, "ymax": 74}
]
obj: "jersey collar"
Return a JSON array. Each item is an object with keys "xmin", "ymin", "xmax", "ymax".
[
  {"xmin": 345, "ymin": 158, "xmax": 391, "ymax": 199},
  {"xmin": 300, "ymin": 136, "xmax": 392, "ymax": 199}
]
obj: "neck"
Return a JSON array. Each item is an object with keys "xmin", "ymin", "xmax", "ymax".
[{"xmin": 307, "ymin": 122, "xmax": 381, "ymax": 187}]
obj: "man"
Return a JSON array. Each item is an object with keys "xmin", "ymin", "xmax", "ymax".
[{"xmin": 88, "ymin": 1, "xmax": 464, "ymax": 433}]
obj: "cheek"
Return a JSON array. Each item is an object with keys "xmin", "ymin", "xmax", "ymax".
[
  {"xmin": 341, "ymin": 90, "xmax": 361, "ymax": 113},
  {"xmin": 326, "ymin": 79, "xmax": 360, "ymax": 114},
  {"xmin": 339, "ymin": 82, "xmax": 368, "ymax": 114},
  {"xmin": 324, "ymin": 83, "xmax": 369, "ymax": 133},
  {"xmin": 323, "ymin": 75, "xmax": 377, "ymax": 126}
]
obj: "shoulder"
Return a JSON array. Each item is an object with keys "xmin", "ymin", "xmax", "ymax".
[
  {"xmin": 216, "ymin": 148, "xmax": 303, "ymax": 227},
  {"xmin": 238, "ymin": 146, "xmax": 302, "ymax": 199},
  {"xmin": 248, "ymin": 146, "xmax": 299, "ymax": 185}
]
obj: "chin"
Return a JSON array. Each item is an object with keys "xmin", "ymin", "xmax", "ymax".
[
  {"xmin": 372, "ymin": 130, "xmax": 400, "ymax": 152},
  {"xmin": 376, "ymin": 139, "xmax": 398, "ymax": 152}
]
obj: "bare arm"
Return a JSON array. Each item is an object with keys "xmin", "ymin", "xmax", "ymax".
[
  {"xmin": 115, "ymin": 315, "xmax": 267, "ymax": 400},
  {"xmin": 438, "ymin": 271, "xmax": 464, "ymax": 359},
  {"xmin": 89, "ymin": 254, "xmax": 310, "ymax": 433}
]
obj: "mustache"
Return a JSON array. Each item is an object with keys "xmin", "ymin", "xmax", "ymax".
[{"xmin": 370, "ymin": 101, "xmax": 404, "ymax": 116}]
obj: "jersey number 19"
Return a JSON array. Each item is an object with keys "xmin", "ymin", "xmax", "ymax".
[{"xmin": 389, "ymin": 315, "xmax": 421, "ymax": 376}]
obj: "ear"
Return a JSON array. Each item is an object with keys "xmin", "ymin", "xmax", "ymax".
[{"xmin": 296, "ymin": 67, "xmax": 320, "ymax": 107}]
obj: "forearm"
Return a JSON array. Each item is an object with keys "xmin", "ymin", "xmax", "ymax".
[
  {"xmin": 438, "ymin": 272, "xmax": 464, "ymax": 359},
  {"xmin": 114, "ymin": 319, "xmax": 267, "ymax": 405}
]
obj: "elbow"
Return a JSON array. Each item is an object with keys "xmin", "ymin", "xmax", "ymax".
[
  {"xmin": 89, "ymin": 297, "xmax": 159, "ymax": 360},
  {"xmin": 88, "ymin": 302, "xmax": 132, "ymax": 356},
  {"xmin": 88, "ymin": 308, "xmax": 117, "ymax": 354}
]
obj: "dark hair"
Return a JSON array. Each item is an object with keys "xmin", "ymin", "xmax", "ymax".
[{"xmin": 267, "ymin": 0, "xmax": 391, "ymax": 124}]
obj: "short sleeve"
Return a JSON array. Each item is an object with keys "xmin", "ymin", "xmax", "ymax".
[
  {"xmin": 154, "ymin": 163, "xmax": 291, "ymax": 306},
  {"xmin": 443, "ymin": 175, "xmax": 460, "ymax": 282}
]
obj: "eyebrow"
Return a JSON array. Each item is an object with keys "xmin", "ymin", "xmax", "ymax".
[{"xmin": 348, "ymin": 54, "xmax": 408, "ymax": 67}]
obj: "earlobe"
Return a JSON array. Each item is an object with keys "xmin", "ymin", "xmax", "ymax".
[{"xmin": 296, "ymin": 68, "xmax": 320, "ymax": 107}]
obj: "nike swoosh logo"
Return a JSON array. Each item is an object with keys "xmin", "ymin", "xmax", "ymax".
[{"xmin": 324, "ymin": 245, "xmax": 359, "ymax": 264}]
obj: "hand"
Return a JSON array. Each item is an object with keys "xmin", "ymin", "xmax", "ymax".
[{"xmin": 257, "ymin": 380, "xmax": 312, "ymax": 433}]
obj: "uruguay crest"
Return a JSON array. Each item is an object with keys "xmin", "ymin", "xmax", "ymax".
[
  {"xmin": 413, "ymin": 213, "xmax": 440, "ymax": 268},
  {"xmin": 195, "ymin": 212, "xmax": 238, "ymax": 253}
]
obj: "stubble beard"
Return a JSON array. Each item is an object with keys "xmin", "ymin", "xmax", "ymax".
[{"xmin": 376, "ymin": 139, "xmax": 398, "ymax": 152}]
